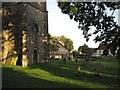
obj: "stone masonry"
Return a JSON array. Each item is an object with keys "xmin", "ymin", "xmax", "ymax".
[{"xmin": 2, "ymin": 2, "xmax": 50, "ymax": 67}]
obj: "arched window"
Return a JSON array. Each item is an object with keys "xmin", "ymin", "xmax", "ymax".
[{"xmin": 32, "ymin": 24, "xmax": 38, "ymax": 43}]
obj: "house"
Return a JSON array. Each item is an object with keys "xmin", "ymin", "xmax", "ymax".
[
  {"xmin": 2, "ymin": 2, "xmax": 49, "ymax": 67},
  {"xmin": 92, "ymin": 43, "xmax": 112, "ymax": 57},
  {"xmin": 52, "ymin": 42, "xmax": 70, "ymax": 59}
]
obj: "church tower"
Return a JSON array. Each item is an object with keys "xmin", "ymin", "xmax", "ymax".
[{"xmin": 2, "ymin": 2, "xmax": 50, "ymax": 67}]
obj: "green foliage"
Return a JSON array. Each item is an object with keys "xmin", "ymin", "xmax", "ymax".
[
  {"xmin": 78, "ymin": 44, "xmax": 88, "ymax": 54},
  {"xmin": 58, "ymin": 35, "xmax": 74, "ymax": 51},
  {"xmin": 87, "ymin": 48, "xmax": 94, "ymax": 56},
  {"xmin": 50, "ymin": 35, "xmax": 59, "ymax": 52},
  {"xmin": 50, "ymin": 35, "xmax": 74, "ymax": 52},
  {"xmin": 71, "ymin": 50, "xmax": 80, "ymax": 58},
  {"xmin": 57, "ymin": 1, "xmax": 120, "ymax": 58},
  {"xmin": 64, "ymin": 38, "xmax": 74, "ymax": 51},
  {"xmin": 78, "ymin": 44, "xmax": 94, "ymax": 56}
]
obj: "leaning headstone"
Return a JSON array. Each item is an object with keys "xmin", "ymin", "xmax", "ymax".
[{"xmin": 76, "ymin": 61, "xmax": 81, "ymax": 76}]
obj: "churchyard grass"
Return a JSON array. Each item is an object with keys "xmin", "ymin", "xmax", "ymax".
[{"xmin": 2, "ymin": 57, "xmax": 119, "ymax": 88}]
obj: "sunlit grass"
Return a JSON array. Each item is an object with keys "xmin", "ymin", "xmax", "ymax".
[{"xmin": 2, "ymin": 58, "xmax": 119, "ymax": 88}]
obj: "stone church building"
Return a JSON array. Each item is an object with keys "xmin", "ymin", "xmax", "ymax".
[{"xmin": 2, "ymin": 2, "xmax": 50, "ymax": 67}]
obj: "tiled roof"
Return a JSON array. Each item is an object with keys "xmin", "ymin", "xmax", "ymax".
[
  {"xmin": 97, "ymin": 43, "xmax": 107, "ymax": 50},
  {"xmin": 54, "ymin": 42, "xmax": 69, "ymax": 55}
]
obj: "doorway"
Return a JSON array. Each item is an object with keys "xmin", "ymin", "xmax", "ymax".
[{"xmin": 33, "ymin": 49, "xmax": 38, "ymax": 64}]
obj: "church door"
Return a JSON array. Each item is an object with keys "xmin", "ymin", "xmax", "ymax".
[{"xmin": 33, "ymin": 49, "xmax": 38, "ymax": 64}]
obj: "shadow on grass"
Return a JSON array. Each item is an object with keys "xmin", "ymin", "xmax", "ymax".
[
  {"xmin": 28, "ymin": 60, "xmax": 119, "ymax": 88},
  {"xmin": 2, "ymin": 66, "xmax": 81, "ymax": 88}
]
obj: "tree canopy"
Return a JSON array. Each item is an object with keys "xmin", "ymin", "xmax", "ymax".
[
  {"xmin": 64, "ymin": 37, "xmax": 74, "ymax": 51},
  {"xmin": 71, "ymin": 50, "xmax": 80, "ymax": 58},
  {"xmin": 57, "ymin": 1, "xmax": 120, "ymax": 58},
  {"xmin": 50, "ymin": 35, "xmax": 74, "ymax": 52},
  {"xmin": 78, "ymin": 44, "xmax": 88, "ymax": 54},
  {"xmin": 57, "ymin": 35, "xmax": 74, "ymax": 51},
  {"xmin": 78, "ymin": 44, "xmax": 94, "ymax": 56},
  {"xmin": 50, "ymin": 35, "xmax": 59, "ymax": 53}
]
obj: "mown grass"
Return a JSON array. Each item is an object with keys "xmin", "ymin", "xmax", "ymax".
[{"xmin": 2, "ymin": 57, "xmax": 119, "ymax": 88}]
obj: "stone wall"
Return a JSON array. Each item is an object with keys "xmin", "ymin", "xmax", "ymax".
[{"xmin": 2, "ymin": 2, "xmax": 49, "ymax": 66}]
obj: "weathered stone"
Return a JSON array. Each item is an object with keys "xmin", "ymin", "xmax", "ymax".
[{"xmin": 2, "ymin": 2, "xmax": 49, "ymax": 67}]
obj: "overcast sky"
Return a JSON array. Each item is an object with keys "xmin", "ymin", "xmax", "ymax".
[{"xmin": 46, "ymin": 0, "xmax": 118, "ymax": 50}]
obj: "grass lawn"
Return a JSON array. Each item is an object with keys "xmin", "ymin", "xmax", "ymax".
[{"xmin": 2, "ymin": 57, "xmax": 119, "ymax": 88}]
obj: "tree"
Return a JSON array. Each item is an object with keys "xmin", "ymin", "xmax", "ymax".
[
  {"xmin": 50, "ymin": 35, "xmax": 74, "ymax": 60},
  {"xmin": 102, "ymin": 49, "xmax": 109, "ymax": 56},
  {"xmin": 50, "ymin": 35, "xmax": 59, "ymax": 54},
  {"xmin": 57, "ymin": 1, "xmax": 120, "ymax": 58},
  {"xmin": 64, "ymin": 38, "xmax": 74, "ymax": 52},
  {"xmin": 78, "ymin": 44, "xmax": 85, "ymax": 54},
  {"xmin": 78, "ymin": 44, "xmax": 88, "ymax": 54},
  {"xmin": 78, "ymin": 44, "xmax": 94, "ymax": 57},
  {"xmin": 87, "ymin": 48, "xmax": 94, "ymax": 57},
  {"xmin": 59, "ymin": 35, "xmax": 66, "ymax": 43},
  {"xmin": 50, "ymin": 35, "xmax": 74, "ymax": 53},
  {"xmin": 72, "ymin": 50, "xmax": 80, "ymax": 58},
  {"xmin": 59, "ymin": 35, "xmax": 74, "ymax": 52}
]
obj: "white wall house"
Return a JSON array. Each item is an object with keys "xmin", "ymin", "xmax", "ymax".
[{"xmin": 92, "ymin": 43, "xmax": 112, "ymax": 57}]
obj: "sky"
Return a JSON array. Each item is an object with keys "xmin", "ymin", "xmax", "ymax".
[{"xmin": 46, "ymin": 0, "xmax": 118, "ymax": 50}]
